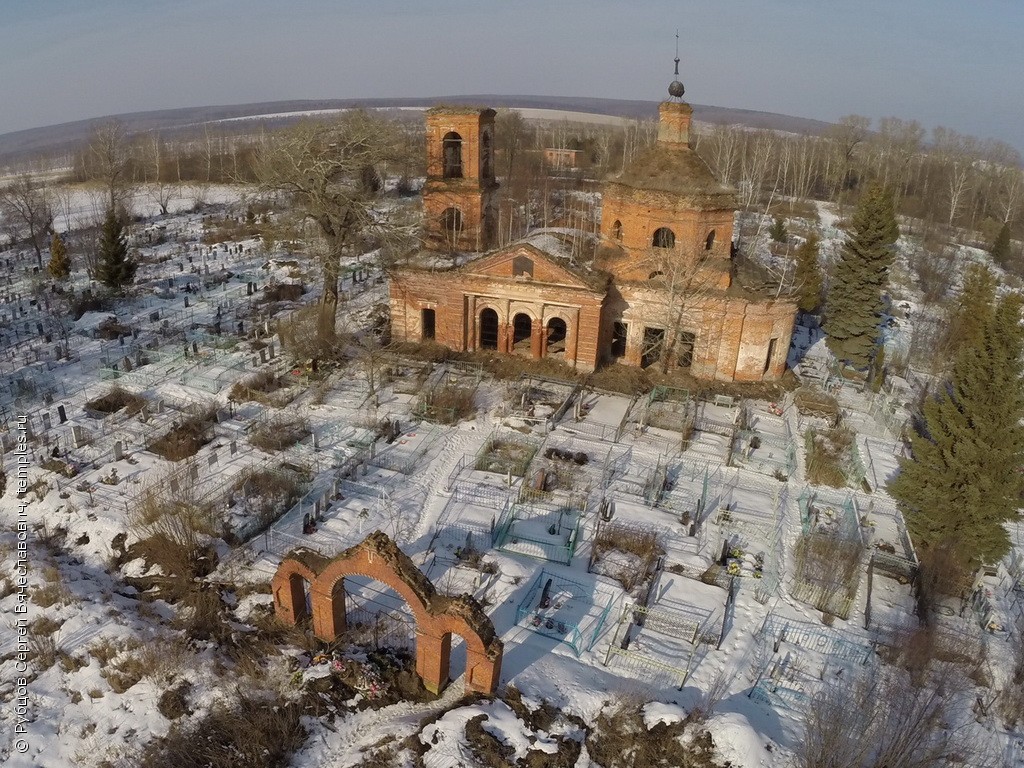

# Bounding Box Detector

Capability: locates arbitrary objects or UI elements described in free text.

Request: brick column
[531,321,543,359]
[466,295,476,351]
[311,582,346,641]
[566,309,580,365]
[465,646,502,694]
[272,573,309,624]
[624,323,643,367]
[416,631,452,695]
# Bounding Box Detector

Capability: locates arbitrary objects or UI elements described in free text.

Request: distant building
[389,75,797,382]
[543,148,582,169]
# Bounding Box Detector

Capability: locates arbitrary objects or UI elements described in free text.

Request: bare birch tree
[0,174,54,268]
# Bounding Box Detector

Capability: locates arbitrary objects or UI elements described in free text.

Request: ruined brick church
[389,71,797,382]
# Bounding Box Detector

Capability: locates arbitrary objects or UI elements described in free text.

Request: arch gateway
[271,531,503,695]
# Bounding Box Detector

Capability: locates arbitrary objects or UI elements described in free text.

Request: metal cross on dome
[669,29,686,99]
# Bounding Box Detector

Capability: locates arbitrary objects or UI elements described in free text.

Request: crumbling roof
[609,144,736,207]
[425,105,496,118]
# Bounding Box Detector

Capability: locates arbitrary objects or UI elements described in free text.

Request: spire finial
[668,30,685,99]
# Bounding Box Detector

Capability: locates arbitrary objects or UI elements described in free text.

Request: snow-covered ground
[0,190,1020,768]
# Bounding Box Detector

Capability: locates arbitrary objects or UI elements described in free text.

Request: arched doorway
[546,317,567,358]
[339,574,417,656]
[479,308,499,350]
[512,313,533,355]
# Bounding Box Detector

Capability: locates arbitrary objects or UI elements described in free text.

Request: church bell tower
[422,106,498,252]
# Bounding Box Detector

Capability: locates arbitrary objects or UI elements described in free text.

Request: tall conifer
[794,233,823,313]
[47,232,71,279]
[96,208,136,293]
[990,222,1012,271]
[889,273,1024,570]
[824,183,899,367]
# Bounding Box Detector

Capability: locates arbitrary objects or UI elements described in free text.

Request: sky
[2,0,1022,152]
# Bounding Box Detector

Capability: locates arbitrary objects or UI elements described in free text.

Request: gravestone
[57,405,67,423]
[71,425,87,448]
[41,413,51,431]
[113,441,123,461]
[229,440,237,456]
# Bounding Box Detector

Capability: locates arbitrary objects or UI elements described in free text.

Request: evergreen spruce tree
[47,232,71,280]
[824,183,899,368]
[990,222,1012,270]
[96,208,136,293]
[944,263,998,360]
[888,277,1024,571]
[769,215,788,243]
[793,233,823,313]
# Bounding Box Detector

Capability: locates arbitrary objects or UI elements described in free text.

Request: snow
[642,701,687,728]
[0,183,1019,768]
[707,712,772,767]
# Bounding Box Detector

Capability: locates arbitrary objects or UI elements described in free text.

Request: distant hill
[0,95,834,166]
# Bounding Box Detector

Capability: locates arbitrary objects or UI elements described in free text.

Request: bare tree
[144,133,174,215]
[86,121,134,213]
[251,112,405,341]
[631,232,724,373]
[0,174,54,268]
[801,663,997,768]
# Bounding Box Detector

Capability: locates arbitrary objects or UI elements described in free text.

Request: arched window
[612,220,623,241]
[705,230,716,251]
[652,227,675,249]
[440,207,463,248]
[442,132,463,179]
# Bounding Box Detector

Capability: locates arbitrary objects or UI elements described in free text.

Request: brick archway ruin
[271,531,503,695]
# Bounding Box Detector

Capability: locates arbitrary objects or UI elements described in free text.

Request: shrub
[86,387,147,416]
[148,405,217,461]
[141,692,307,768]
[805,426,854,487]
[592,523,664,592]
[249,415,311,452]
